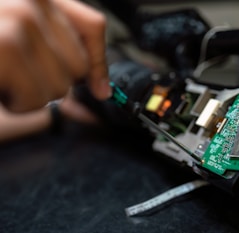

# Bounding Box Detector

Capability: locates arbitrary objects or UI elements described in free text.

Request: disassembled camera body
[107,21,239,194]
[109,60,239,194]
[148,74,239,194]
[76,8,239,195]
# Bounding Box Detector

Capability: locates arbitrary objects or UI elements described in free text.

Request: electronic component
[107,60,239,195]
[201,95,239,176]
[110,81,202,163]
[145,94,164,112]
[196,99,221,128]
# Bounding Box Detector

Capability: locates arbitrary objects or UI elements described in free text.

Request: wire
[125,179,209,217]
[138,113,202,163]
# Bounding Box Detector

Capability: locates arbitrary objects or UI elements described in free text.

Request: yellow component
[146,94,164,112]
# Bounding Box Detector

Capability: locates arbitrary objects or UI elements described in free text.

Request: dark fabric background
[1,122,239,233]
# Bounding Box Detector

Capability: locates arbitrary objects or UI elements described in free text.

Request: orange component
[157,99,172,117]
[153,85,170,97]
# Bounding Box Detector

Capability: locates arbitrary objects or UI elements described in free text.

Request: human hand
[0,0,111,112]
[0,92,99,142]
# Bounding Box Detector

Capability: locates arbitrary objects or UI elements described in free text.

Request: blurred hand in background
[0,0,111,112]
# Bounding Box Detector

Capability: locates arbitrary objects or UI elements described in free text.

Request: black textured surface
[1,122,239,233]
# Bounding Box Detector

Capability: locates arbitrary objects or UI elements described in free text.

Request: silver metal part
[139,113,202,163]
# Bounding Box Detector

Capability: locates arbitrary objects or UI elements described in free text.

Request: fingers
[34,0,89,77]
[0,0,111,113]
[0,17,45,111]
[53,0,112,100]
[59,91,99,123]
[0,0,91,112]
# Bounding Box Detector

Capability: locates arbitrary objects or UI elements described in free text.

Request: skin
[0,95,99,142]
[0,0,111,142]
[0,103,52,142]
[0,0,111,113]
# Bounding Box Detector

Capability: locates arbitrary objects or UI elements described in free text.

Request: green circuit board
[202,95,239,176]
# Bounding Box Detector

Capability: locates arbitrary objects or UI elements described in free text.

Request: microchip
[231,129,239,156]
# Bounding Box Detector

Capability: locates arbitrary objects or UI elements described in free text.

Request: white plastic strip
[125,179,209,217]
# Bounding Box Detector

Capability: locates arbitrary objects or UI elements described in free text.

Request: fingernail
[100,79,112,99]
